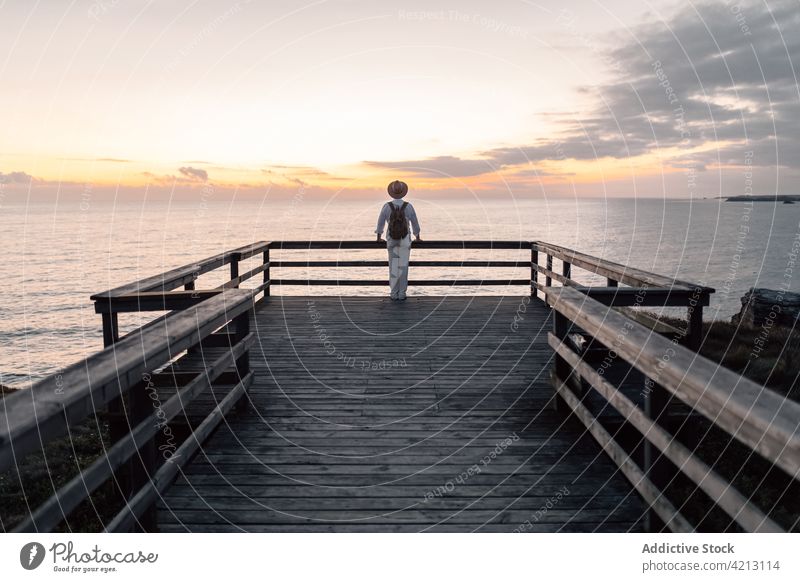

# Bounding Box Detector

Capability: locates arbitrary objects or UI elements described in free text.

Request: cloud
[490,0,800,170]
[511,168,575,177]
[368,1,799,183]
[363,155,499,177]
[59,157,133,163]
[262,164,335,177]
[0,171,35,184]
[178,166,209,181]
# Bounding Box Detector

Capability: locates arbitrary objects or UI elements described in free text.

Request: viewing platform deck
[2,241,798,533]
[158,295,643,532]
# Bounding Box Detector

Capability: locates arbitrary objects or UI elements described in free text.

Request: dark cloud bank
[367,0,800,189]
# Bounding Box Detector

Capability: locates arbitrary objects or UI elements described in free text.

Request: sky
[0,0,798,200]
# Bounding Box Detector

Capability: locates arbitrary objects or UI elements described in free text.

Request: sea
[1,197,798,388]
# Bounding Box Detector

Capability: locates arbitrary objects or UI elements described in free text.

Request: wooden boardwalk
[7,240,796,533]
[158,296,645,532]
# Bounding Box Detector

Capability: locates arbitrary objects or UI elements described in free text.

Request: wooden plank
[235,241,270,260]
[93,290,222,313]
[546,286,800,479]
[549,334,782,533]
[13,336,253,533]
[157,295,644,532]
[578,286,711,307]
[105,371,254,532]
[154,507,642,526]
[534,241,714,293]
[552,373,693,532]
[617,308,685,336]
[0,289,255,474]
[156,523,637,533]
[270,241,531,249]
[272,260,528,267]
[91,242,268,299]
[272,279,530,286]
[221,261,269,289]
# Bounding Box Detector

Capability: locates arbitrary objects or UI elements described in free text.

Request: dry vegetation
[642,314,800,531]
[0,407,115,532]
[698,319,800,401]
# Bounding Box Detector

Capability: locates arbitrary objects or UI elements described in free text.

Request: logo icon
[20,542,46,570]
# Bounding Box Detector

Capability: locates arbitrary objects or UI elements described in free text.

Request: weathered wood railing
[532,241,713,349]
[0,239,737,532]
[91,241,271,346]
[0,288,256,532]
[546,285,800,532]
[268,240,532,287]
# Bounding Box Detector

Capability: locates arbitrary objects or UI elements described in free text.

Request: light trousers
[387,235,412,298]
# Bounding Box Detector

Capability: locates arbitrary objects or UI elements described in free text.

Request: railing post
[643,378,670,532]
[263,247,270,296]
[545,254,553,289]
[101,312,119,347]
[230,252,240,288]
[686,300,703,351]
[234,308,251,412]
[101,309,143,530]
[531,246,538,298]
[101,313,123,446]
[562,260,571,284]
[129,375,157,532]
[550,308,571,413]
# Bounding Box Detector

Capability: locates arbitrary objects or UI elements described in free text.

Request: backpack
[387,201,409,240]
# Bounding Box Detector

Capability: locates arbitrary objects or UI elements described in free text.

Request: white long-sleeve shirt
[375,199,421,238]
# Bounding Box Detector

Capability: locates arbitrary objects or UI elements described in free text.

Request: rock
[0,383,18,399]
[732,287,800,328]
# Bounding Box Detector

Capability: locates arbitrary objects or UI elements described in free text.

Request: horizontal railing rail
[546,286,800,533]
[266,240,532,288]
[0,289,257,532]
[531,241,715,349]
[270,240,531,249]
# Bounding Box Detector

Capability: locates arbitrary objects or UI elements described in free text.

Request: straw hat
[387,180,408,199]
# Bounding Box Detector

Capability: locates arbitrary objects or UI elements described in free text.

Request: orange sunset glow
[1,1,797,200]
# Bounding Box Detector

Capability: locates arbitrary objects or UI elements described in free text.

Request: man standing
[375,180,422,300]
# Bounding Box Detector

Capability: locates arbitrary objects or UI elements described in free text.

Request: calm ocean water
[1,197,798,388]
